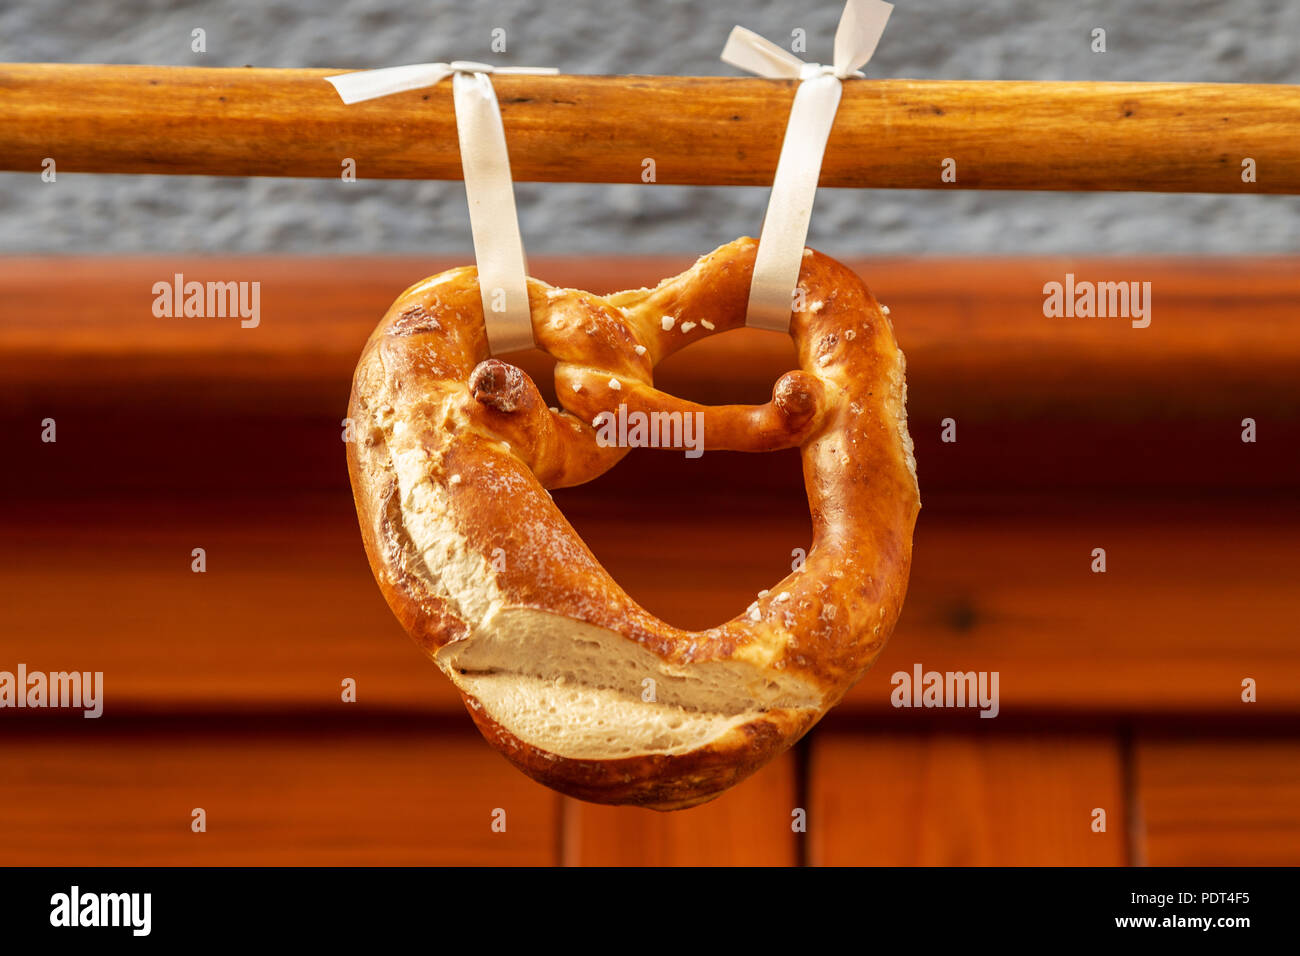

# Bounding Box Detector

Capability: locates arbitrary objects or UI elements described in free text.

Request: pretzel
[346,237,919,810]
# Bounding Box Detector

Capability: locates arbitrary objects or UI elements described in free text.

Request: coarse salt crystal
[701,320,715,330]
[608,378,621,390]
[449,474,462,485]
[680,321,696,333]
[661,316,675,331]
[633,344,647,356]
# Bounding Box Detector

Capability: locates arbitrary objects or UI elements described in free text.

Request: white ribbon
[722,0,893,331]
[327,61,559,354]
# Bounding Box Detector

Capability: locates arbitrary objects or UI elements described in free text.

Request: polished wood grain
[2,65,1298,191]
[807,733,1129,865]
[0,723,560,865]
[848,500,1300,715]
[3,256,1298,496]
[7,256,1300,406]
[4,496,1296,715]
[561,752,798,866]
[1135,739,1300,865]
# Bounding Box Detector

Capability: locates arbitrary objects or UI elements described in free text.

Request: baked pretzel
[347,237,919,810]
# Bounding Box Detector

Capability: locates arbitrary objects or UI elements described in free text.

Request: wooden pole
[2,63,1298,193]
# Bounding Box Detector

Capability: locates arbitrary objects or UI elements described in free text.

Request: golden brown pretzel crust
[346,237,920,809]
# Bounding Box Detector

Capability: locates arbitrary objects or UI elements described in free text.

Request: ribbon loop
[327,60,558,353]
[721,26,806,80]
[834,0,892,77]
[722,0,893,332]
[327,63,454,104]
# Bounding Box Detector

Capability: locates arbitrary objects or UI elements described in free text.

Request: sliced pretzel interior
[347,237,919,809]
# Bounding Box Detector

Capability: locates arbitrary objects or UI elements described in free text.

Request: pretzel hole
[652,326,798,406]
[551,445,811,631]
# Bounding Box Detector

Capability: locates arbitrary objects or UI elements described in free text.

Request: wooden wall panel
[807,733,1128,866]
[1135,739,1300,866]
[0,725,559,866]
[5,497,1295,716]
[3,256,1298,497]
[0,496,463,713]
[2,255,1297,866]
[843,502,1300,715]
[561,752,798,866]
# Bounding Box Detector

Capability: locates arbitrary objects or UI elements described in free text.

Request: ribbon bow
[720,0,889,84]
[325,60,558,105]
[326,60,559,354]
[721,0,893,331]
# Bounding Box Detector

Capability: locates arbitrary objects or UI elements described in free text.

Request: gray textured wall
[1,0,1297,255]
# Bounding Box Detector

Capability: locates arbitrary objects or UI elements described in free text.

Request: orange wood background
[1,254,1297,865]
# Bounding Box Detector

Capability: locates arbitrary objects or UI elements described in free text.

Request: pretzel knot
[347,237,920,809]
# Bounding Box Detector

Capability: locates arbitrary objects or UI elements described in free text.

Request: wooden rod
[2,63,1298,193]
